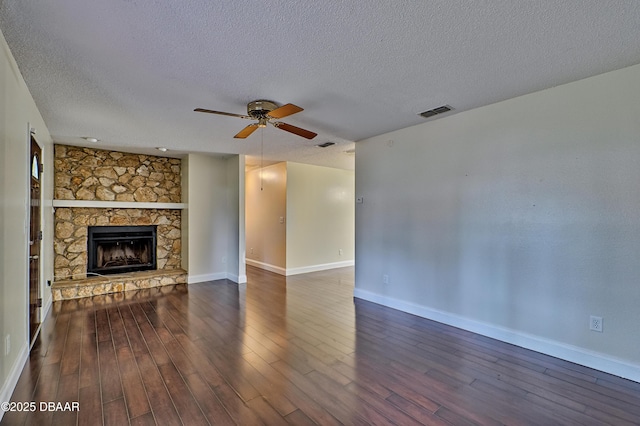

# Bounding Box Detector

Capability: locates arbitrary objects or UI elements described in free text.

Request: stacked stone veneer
[54,145,181,202]
[52,270,187,301]
[54,207,182,280]
[53,144,185,299]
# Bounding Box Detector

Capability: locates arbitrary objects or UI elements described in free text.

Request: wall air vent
[419,105,453,119]
[315,142,336,148]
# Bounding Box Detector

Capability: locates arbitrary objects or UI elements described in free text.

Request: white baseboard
[245,258,354,276]
[353,288,640,383]
[187,272,227,284]
[226,273,247,284]
[187,272,248,285]
[0,342,29,422]
[245,259,287,275]
[0,295,53,422]
[285,260,355,276]
[42,292,52,321]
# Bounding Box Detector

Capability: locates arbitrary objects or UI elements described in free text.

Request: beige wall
[245,162,287,272]
[1,29,54,407]
[286,162,354,272]
[245,161,355,275]
[355,63,640,381]
[226,155,246,283]
[183,153,244,283]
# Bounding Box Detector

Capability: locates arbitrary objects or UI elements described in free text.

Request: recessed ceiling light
[83,137,99,143]
[156,147,168,152]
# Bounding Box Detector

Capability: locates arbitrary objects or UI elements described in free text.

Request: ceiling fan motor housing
[247,100,278,119]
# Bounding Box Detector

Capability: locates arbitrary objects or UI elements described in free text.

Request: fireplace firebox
[87,226,157,275]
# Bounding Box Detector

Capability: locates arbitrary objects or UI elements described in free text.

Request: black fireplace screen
[87,225,157,275]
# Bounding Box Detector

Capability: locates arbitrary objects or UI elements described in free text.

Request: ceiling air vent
[316,142,336,148]
[419,105,453,119]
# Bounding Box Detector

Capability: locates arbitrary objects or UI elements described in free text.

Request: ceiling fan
[195,100,317,139]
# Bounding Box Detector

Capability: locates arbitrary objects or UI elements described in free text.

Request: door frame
[28,128,43,346]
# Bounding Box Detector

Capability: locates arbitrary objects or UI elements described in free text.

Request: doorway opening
[29,135,42,345]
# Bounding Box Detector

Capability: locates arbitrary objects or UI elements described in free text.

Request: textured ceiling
[2,1,640,170]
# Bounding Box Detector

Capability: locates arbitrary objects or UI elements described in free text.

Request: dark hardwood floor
[3,266,640,425]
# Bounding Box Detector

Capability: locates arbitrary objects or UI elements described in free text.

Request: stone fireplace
[52,145,187,300]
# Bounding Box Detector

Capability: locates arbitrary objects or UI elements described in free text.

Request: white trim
[353,288,640,383]
[188,272,247,284]
[245,259,287,275]
[0,298,51,422]
[187,272,227,284]
[226,273,247,284]
[41,292,52,328]
[52,200,186,209]
[246,259,355,276]
[285,260,355,276]
[0,342,29,422]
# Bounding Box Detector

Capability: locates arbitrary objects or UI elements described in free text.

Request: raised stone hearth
[52,269,187,301]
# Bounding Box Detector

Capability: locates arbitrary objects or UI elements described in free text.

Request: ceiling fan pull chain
[260,127,264,191]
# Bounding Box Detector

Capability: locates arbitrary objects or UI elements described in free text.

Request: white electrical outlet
[590,315,603,332]
[339,249,343,256]
[221,256,227,264]
[5,335,10,356]
[382,274,389,285]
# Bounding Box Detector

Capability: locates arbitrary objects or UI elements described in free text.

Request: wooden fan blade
[234,124,260,139]
[273,122,317,139]
[267,103,303,119]
[194,108,251,119]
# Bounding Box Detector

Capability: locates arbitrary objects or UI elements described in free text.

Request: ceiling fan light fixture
[195,100,317,139]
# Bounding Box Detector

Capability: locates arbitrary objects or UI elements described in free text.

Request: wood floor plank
[245,396,288,426]
[97,338,123,403]
[51,369,79,426]
[156,362,209,426]
[130,412,157,426]
[134,353,182,426]
[182,372,235,425]
[78,384,103,426]
[134,312,172,366]
[6,266,640,426]
[240,351,298,416]
[209,380,266,425]
[120,305,149,357]
[344,381,425,426]
[107,307,129,350]
[103,398,129,426]
[116,346,151,419]
[79,329,100,389]
[284,409,316,426]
